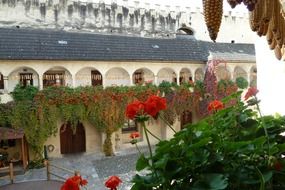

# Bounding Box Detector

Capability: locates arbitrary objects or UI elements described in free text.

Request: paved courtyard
[0,146,150,190]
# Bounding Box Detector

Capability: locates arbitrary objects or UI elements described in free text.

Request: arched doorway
[60,123,86,154]
[179,68,192,84]
[105,67,130,86]
[157,68,177,84]
[194,68,204,81]
[132,68,154,85]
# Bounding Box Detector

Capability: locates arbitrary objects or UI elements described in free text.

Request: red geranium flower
[130,132,140,139]
[207,100,224,112]
[244,87,259,100]
[125,100,145,120]
[61,175,88,190]
[144,95,167,117]
[80,179,88,186]
[146,95,167,111]
[105,175,122,190]
[144,101,159,117]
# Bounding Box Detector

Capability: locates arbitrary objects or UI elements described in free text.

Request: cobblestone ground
[0,146,150,190]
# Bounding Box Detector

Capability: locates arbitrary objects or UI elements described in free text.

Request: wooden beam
[21,137,27,169]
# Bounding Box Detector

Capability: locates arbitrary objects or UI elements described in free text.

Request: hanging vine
[0,70,239,159]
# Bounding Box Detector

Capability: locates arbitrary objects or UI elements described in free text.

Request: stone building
[0,0,256,158]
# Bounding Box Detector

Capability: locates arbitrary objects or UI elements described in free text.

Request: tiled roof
[206,42,256,62]
[0,27,255,62]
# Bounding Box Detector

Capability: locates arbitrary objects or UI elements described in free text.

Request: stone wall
[0,0,255,42]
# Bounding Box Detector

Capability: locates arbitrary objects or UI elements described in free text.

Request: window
[91,70,102,86]
[20,73,33,87]
[0,74,3,89]
[133,71,143,85]
[122,120,138,132]
[43,72,65,88]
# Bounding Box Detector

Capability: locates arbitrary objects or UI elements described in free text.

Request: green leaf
[207,173,228,189]
[136,154,149,171]
[153,154,169,170]
[192,173,228,190]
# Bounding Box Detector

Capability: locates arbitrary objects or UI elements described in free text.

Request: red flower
[146,95,167,111]
[244,87,259,100]
[207,100,224,112]
[144,101,159,117]
[61,175,88,190]
[105,176,122,190]
[130,132,140,139]
[80,179,88,186]
[144,95,167,117]
[125,100,145,119]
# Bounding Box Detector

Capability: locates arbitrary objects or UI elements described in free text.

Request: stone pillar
[3,76,9,93]
[72,74,76,88]
[102,74,107,88]
[129,74,133,86]
[176,72,180,85]
[39,75,43,90]
[154,75,158,85]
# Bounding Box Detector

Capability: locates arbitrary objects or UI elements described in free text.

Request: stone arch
[7,66,40,92]
[132,68,155,85]
[105,67,130,86]
[179,68,193,84]
[216,65,231,81]
[233,66,247,82]
[194,68,204,81]
[43,66,72,88]
[75,67,103,87]
[60,122,86,154]
[157,68,177,84]
[250,66,257,87]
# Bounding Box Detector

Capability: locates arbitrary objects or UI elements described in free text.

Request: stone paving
[0,146,150,190]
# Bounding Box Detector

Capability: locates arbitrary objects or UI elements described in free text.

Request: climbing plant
[0,66,239,159]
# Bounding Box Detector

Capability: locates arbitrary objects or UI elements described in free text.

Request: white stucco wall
[255,37,285,115]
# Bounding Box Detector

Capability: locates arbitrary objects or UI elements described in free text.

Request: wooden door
[60,123,86,154]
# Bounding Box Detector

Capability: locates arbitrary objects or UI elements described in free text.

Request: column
[72,74,76,88]
[129,75,133,86]
[154,75,158,85]
[176,72,180,85]
[39,75,43,90]
[3,76,9,93]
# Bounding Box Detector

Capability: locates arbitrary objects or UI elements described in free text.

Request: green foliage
[28,159,45,169]
[11,84,38,102]
[2,79,238,159]
[0,102,14,127]
[131,91,285,190]
[236,77,249,89]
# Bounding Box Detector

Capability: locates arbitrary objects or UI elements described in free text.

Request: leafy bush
[131,90,285,190]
